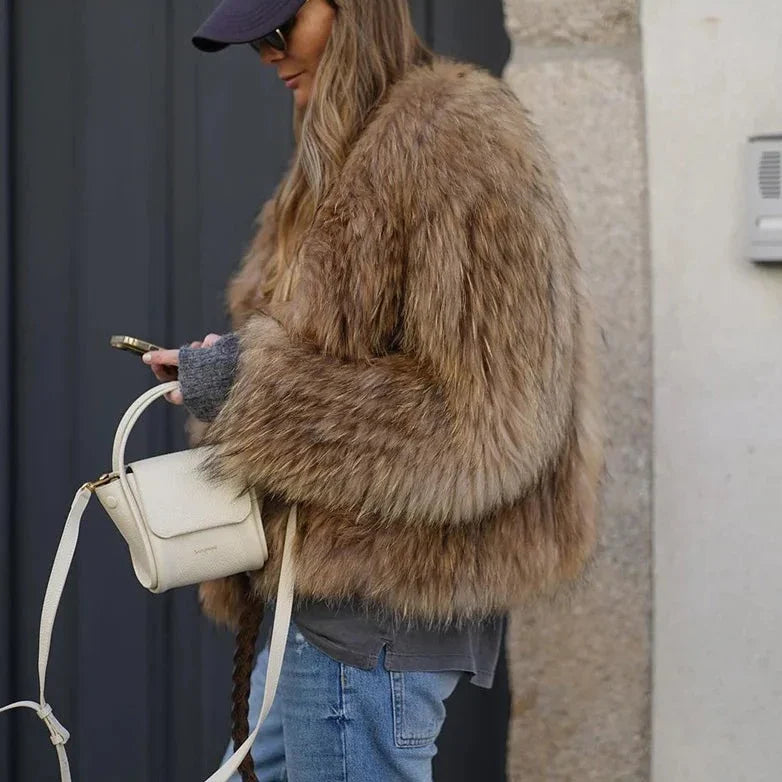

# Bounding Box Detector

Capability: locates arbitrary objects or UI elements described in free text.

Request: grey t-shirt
[289,598,504,688]
[177,333,505,688]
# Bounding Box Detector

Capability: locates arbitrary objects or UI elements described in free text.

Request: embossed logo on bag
[194,546,218,555]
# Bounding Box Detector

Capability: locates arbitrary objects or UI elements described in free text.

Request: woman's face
[256,0,336,109]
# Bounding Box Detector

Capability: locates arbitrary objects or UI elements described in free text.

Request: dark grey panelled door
[1,0,11,779]
[1,2,510,780]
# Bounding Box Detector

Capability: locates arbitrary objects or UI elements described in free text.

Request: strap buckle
[37,701,70,746]
[81,472,118,493]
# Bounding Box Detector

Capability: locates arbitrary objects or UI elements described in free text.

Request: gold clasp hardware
[81,472,118,493]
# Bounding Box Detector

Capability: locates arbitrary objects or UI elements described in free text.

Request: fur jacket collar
[189,55,605,631]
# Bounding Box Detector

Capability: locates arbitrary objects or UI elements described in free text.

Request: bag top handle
[111,380,181,474]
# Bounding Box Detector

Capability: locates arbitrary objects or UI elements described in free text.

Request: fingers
[142,348,180,384]
[164,388,184,405]
[143,347,180,367]
[140,338,220,408]
[152,365,178,382]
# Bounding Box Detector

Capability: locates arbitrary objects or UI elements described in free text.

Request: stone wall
[501,1,652,779]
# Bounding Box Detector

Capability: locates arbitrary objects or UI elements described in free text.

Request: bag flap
[127,448,254,539]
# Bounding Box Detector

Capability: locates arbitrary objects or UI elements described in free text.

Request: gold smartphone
[110,335,165,355]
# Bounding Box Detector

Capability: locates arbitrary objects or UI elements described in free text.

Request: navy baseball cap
[193,0,307,52]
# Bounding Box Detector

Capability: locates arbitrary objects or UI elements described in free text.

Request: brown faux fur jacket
[188,55,605,632]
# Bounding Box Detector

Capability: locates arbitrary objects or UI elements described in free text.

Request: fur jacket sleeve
[194,60,583,531]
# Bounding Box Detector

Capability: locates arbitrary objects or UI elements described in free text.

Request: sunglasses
[249,0,311,54]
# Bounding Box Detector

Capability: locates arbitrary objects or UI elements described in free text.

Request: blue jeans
[218,620,462,781]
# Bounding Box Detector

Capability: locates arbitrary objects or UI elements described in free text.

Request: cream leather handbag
[0,380,297,782]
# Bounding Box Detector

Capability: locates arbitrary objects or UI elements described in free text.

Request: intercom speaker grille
[759,150,781,199]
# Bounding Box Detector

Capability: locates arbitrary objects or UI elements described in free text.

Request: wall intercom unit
[747,134,782,262]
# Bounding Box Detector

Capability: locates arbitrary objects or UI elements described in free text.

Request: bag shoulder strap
[205,502,297,782]
[0,486,90,781]
[0,484,297,782]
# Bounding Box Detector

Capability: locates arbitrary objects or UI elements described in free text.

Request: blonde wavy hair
[264,0,434,302]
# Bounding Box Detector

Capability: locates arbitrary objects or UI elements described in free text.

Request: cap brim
[192,0,307,53]
[192,37,231,53]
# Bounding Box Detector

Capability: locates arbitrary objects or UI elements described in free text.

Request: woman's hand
[142,332,222,404]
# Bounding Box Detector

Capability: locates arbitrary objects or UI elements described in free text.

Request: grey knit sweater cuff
[177,332,240,423]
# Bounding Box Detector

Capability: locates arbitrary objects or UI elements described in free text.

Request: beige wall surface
[502,1,652,779]
[643,2,782,781]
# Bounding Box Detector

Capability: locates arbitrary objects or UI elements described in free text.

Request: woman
[144,0,605,779]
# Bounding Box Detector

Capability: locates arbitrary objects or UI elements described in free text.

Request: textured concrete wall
[501,1,651,779]
[644,3,782,781]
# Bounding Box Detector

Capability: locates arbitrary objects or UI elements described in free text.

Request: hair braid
[230,573,265,782]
